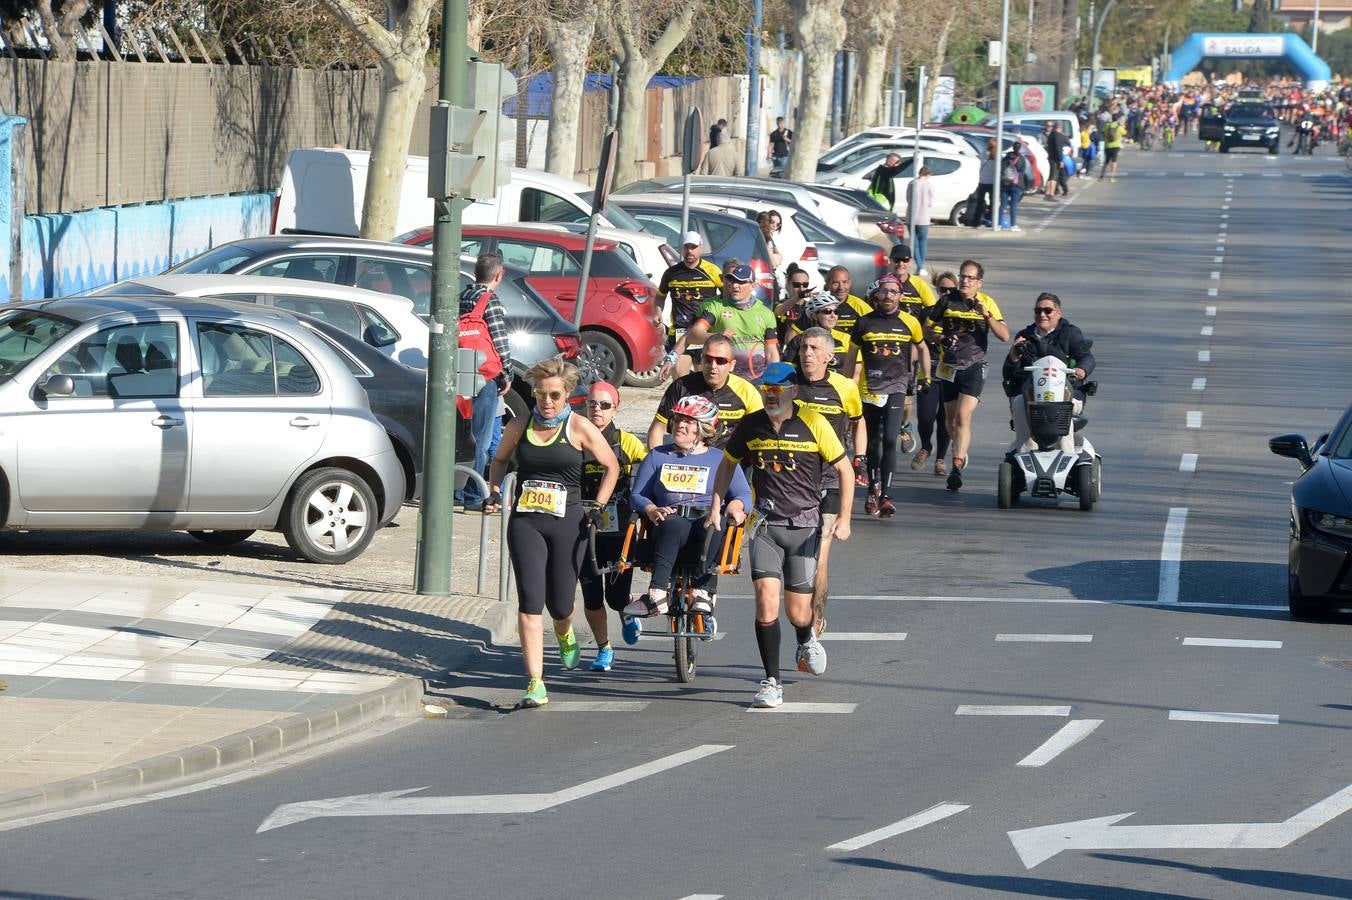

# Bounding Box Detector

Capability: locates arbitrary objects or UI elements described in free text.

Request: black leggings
[508,506,585,619]
[579,532,635,612]
[916,373,950,459]
[650,515,721,594]
[864,392,906,498]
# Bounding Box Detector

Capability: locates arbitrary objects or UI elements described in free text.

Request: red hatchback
[397,225,664,387]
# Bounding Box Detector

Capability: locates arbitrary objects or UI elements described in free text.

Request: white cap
[680,230,702,248]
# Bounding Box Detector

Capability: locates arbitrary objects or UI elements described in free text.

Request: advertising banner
[1203,35,1284,57]
[1008,83,1057,112]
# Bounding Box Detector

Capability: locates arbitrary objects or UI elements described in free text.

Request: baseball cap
[755,362,798,386]
[888,243,913,262]
[680,231,702,248]
[726,264,754,283]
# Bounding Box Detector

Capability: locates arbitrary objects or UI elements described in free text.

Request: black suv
[1218,104,1281,154]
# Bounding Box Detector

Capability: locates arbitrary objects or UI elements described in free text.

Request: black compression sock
[794,624,814,644]
[755,619,781,681]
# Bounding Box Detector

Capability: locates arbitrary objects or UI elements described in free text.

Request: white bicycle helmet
[802,291,840,319]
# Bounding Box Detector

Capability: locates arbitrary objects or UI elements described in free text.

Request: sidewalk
[0,563,516,821]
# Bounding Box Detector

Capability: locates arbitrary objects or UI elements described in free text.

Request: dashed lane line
[1182,637,1282,649]
[815,595,1282,611]
[818,632,908,641]
[1206,306,1216,316]
[826,802,970,852]
[1207,288,1218,296]
[1210,271,1221,278]
[746,703,857,714]
[1198,350,1211,361]
[1192,377,1206,390]
[1169,710,1280,725]
[1158,508,1188,604]
[1180,454,1198,473]
[995,634,1093,643]
[548,702,650,712]
[1187,411,1203,428]
[956,705,1072,717]
[1201,326,1213,336]
[1016,720,1104,768]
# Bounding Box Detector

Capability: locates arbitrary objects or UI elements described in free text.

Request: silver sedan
[0,296,403,563]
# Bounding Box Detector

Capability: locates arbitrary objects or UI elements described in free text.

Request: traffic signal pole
[414,0,469,595]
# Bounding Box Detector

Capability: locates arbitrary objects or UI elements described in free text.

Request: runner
[648,333,763,449]
[713,362,854,708]
[886,244,938,457]
[661,263,778,381]
[656,231,724,378]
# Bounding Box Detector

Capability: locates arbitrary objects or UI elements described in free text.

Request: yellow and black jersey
[899,274,937,321]
[926,291,1004,370]
[583,425,647,509]
[830,293,874,331]
[654,371,763,449]
[850,309,926,395]
[657,259,723,331]
[782,322,862,378]
[723,408,846,526]
[793,370,862,490]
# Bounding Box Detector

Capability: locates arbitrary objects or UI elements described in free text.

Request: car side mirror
[38,373,75,397]
[1269,433,1312,470]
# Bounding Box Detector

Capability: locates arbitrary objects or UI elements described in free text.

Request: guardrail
[499,472,516,604]
[454,464,493,596]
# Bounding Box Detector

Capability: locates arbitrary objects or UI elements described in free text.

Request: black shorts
[819,488,840,516]
[1104,147,1120,163]
[940,363,986,402]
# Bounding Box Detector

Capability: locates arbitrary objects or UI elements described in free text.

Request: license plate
[1242,135,1260,141]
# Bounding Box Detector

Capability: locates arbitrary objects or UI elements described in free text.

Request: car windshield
[167,244,259,274]
[0,309,78,385]
[1331,419,1352,459]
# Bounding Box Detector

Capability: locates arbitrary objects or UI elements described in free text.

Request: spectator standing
[998,146,1025,233]
[709,117,728,148]
[456,253,514,510]
[698,128,743,176]
[768,117,793,173]
[905,165,934,275]
[976,140,998,227]
[866,153,906,212]
[1041,122,1071,200]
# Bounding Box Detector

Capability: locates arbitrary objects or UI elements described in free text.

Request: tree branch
[316,0,401,60]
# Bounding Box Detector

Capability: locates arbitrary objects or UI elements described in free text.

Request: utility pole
[746,0,763,176]
[1312,0,1322,54]
[994,0,1009,232]
[891,47,903,126]
[1089,0,1117,108]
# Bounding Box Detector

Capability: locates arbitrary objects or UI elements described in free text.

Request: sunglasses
[959,274,981,282]
[818,308,840,316]
[892,258,912,264]
[703,354,732,366]
[586,400,615,410]
[760,383,793,394]
[1034,307,1057,315]
[533,389,566,401]
[791,282,811,290]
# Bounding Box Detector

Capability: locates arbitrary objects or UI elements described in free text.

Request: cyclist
[626,396,752,620]
[887,243,938,457]
[648,333,763,449]
[578,381,649,668]
[713,362,855,708]
[925,260,1009,491]
[793,326,865,636]
[484,360,619,709]
[656,231,724,378]
[849,275,930,517]
[661,263,779,381]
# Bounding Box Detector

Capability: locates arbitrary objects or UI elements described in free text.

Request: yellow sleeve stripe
[727,374,764,411]
[802,409,846,461]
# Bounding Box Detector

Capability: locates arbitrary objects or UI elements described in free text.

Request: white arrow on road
[1009,781,1352,868]
[257,744,733,833]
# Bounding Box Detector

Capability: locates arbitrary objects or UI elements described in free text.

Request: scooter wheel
[998,462,1016,509]
[1076,465,1094,511]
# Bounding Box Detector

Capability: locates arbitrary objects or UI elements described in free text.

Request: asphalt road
[4,136,1352,900]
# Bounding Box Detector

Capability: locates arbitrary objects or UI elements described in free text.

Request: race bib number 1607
[659,464,709,495]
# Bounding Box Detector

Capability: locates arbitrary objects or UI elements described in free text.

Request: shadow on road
[833,858,1201,898]
[1091,854,1352,899]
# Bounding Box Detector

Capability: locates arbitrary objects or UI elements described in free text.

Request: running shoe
[521,677,548,708]
[946,458,965,492]
[934,458,947,477]
[689,589,714,614]
[752,677,783,708]
[878,496,896,518]
[795,636,828,675]
[899,422,916,453]
[621,614,642,645]
[910,448,928,471]
[557,627,580,670]
[864,492,880,517]
[590,643,614,672]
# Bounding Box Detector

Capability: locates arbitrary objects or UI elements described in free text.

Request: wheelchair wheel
[674,616,697,683]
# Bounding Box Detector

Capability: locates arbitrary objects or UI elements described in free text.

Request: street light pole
[746,0,763,176]
[993,0,1010,232]
[1312,0,1322,54]
[1090,0,1117,107]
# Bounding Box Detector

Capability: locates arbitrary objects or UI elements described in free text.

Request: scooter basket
[1028,401,1074,440]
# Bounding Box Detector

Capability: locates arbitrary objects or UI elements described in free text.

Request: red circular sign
[1023,87,1046,111]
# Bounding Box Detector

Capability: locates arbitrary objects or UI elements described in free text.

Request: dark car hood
[1295,458,1352,513]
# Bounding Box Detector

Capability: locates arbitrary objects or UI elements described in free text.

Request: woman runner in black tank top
[484,360,618,709]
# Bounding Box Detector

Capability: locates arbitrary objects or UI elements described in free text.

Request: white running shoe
[795,636,828,675]
[752,677,783,708]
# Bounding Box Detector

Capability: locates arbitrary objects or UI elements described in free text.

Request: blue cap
[755,362,798,386]
[726,264,754,284]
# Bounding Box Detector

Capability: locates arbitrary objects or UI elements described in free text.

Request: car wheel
[282,467,379,564]
[1287,571,1324,619]
[625,364,665,388]
[947,203,965,226]
[1268,144,1279,155]
[188,530,255,546]
[1218,144,1229,153]
[577,331,628,385]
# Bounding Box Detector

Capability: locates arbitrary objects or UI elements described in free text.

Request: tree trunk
[925,11,957,120]
[786,0,846,182]
[360,55,426,240]
[541,3,600,178]
[613,56,655,186]
[853,44,889,132]
[36,0,92,61]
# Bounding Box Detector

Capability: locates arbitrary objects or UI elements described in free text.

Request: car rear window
[167,245,259,275]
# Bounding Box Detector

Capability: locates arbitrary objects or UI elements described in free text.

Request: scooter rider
[1003,292,1095,455]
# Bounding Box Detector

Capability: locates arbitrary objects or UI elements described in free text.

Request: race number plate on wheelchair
[659,463,709,494]
[517,479,567,516]
[597,501,621,533]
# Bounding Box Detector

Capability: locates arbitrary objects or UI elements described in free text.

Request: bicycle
[617,514,747,682]
[1139,126,1155,151]
[1161,125,1175,151]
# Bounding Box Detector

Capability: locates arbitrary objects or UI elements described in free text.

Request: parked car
[1270,404,1352,617]
[815,136,976,176]
[0,297,404,563]
[821,127,977,164]
[815,148,979,226]
[940,126,1049,187]
[91,274,431,369]
[395,224,664,387]
[165,236,583,391]
[981,111,1082,148]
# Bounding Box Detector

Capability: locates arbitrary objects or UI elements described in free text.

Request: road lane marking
[1219,223,1228,229]
[1205,306,1216,316]
[1210,271,1220,279]
[1218,234,1227,241]
[819,632,908,641]
[1207,288,1218,296]
[1201,326,1213,336]
[827,802,969,852]
[1220,214,1229,219]
[808,595,1284,611]
[1180,454,1198,473]
[678,895,724,899]
[1198,350,1211,361]
[956,705,1071,716]
[548,702,650,711]
[1261,172,1282,177]
[1158,508,1188,604]
[1192,377,1206,390]
[1213,256,1223,263]
[746,702,857,714]
[1169,710,1279,725]
[995,634,1093,642]
[1187,411,1202,428]
[1182,637,1282,649]
[1017,720,1104,767]
[1183,172,1205,176]
[1222,204,1230,209]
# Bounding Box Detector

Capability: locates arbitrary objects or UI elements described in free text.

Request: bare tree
[600,0,697,187]
[540,0,600,177]
[1,0,94,59]
[785,0,845,182]
[845,0,892,132]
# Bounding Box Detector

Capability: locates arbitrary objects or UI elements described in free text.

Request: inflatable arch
[1164,33,1331,90]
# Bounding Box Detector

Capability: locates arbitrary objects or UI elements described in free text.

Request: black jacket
[1002,320,1095,391]
[867,160,905,206]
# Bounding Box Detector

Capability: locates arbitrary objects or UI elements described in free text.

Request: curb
[0,678,423,824]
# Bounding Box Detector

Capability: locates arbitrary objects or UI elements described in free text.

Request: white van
[272,148,671,279]
[982,111,1081,148]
